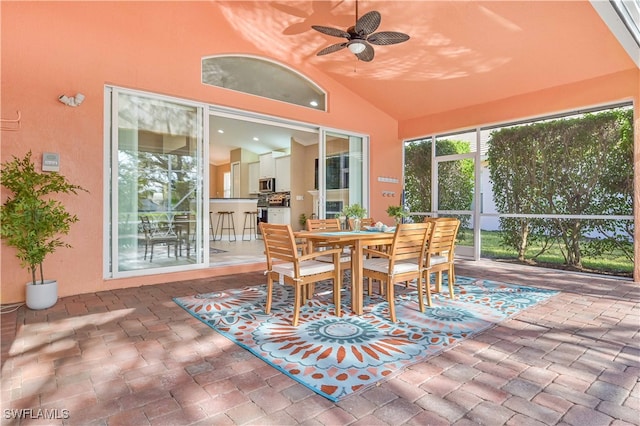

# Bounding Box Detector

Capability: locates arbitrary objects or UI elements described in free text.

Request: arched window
[202,55,326,111]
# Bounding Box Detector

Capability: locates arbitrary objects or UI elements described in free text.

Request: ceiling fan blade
[354,11,381,37]
[271,2,309,19]
[311,25,350,39]
[317,43,348,56]
[283,22,314,35]
[355,42,375,62]
[367,31,410,46]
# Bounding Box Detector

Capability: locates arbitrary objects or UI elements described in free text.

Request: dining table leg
[351,239,364,315]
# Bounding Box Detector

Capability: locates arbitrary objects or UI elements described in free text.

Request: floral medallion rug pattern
[174,275,558,402]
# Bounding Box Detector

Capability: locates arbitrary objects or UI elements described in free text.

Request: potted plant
[386,204,408,224]
[341,203,367,231]
[0,151,87,309]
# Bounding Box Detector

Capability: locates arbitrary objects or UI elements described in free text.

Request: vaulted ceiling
[215,1,637,122]
[206,1,637,164]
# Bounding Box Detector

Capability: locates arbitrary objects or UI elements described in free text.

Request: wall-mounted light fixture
[58,93,85,107]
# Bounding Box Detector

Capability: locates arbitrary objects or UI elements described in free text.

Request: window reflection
[202,55,326,110]
[113,92,203,273]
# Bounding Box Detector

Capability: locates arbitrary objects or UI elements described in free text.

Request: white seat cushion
[272,260,335,278]
[428,255,448,266]
[363,258,420,275]
[316,252,351,264]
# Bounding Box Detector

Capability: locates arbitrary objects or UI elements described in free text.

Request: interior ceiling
[209,0,636,165]
[209,115,318,165]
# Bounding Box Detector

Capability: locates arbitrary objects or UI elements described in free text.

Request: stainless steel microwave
[259,177,275,193]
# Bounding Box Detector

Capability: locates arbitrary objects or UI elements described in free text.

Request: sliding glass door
[319,130,367,220]
[105,88,369,275]
[106,88,207,277]
[433,132,477,258]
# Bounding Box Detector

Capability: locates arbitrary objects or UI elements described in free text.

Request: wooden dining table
[295,229,395,315]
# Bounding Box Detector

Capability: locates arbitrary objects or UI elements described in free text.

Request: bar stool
[214,211,236,242]
[209,212,215,240]
[242,211,258,241]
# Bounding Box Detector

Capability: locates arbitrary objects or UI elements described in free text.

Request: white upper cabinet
[275,155,291,192]
[259,153,275,178]
[248,162,259,194]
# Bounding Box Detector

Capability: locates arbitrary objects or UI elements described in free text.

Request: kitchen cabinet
[268,207,290,225]
[275,155,291,192]
[259,153,275,178]
[248,162,259,194]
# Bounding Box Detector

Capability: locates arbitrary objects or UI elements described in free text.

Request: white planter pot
[25,280,58,310]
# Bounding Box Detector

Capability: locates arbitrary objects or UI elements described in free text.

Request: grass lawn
[477,230,633,277]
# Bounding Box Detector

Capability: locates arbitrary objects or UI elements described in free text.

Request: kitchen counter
[267,206,291,225]
[210,198,259,201]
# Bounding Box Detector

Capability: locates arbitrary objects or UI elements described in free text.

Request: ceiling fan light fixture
[312,5,409,62]
[348,40,367,54]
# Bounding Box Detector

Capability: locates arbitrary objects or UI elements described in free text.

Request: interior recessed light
[310,100,318,107]
[253,137,259,141]
[218,129,224,133]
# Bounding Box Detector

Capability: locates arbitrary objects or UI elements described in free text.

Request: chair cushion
[363,258,420,275]
[273,260,335,278]
[428,255,448,266]
[316,253,351,264]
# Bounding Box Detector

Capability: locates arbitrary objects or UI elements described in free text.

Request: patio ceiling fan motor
[311,0,410,62]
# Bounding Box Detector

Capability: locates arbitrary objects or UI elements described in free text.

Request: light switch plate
[42,152,60,172]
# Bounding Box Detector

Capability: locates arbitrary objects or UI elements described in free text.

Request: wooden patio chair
[361,222,433,322]
[260,222,342,326]
[423,217,461,299]
[348,217,375,230]
[306,217,342,232]
[305,218,352,272]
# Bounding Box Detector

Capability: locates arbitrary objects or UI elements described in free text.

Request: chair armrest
[363,248,389,259]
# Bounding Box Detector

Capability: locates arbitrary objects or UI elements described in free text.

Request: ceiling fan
[311,0,410,62]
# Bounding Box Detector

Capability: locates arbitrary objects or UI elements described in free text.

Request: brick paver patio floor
[1,259,638,425]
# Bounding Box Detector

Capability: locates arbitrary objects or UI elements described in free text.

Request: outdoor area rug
[173,275,558,402]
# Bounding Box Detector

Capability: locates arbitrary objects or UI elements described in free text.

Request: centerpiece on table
[341,203,367,232]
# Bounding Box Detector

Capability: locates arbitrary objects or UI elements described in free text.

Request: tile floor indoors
[208,238,266,267]
[1,259,639,425]
[118,232,266,271]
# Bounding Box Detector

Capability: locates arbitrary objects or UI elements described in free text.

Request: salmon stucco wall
[2,1,637,303]
[0,1,399,303]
